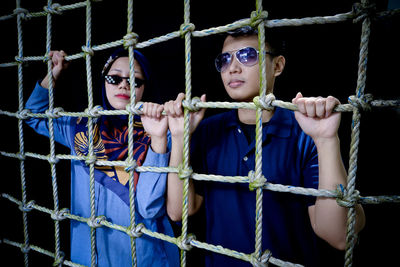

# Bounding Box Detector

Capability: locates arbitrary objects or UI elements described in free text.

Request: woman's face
[105,57,145,110]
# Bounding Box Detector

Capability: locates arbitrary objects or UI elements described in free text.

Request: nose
[118,78,130,90]
[227,56,242,74]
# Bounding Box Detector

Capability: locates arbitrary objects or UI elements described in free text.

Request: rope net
[1,0,399,266]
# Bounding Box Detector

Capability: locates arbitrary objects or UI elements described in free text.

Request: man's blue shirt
[191,108,320,267]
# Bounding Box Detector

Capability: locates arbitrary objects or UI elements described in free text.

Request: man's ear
[273,55,286,77]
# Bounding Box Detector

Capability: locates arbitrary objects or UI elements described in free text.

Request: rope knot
[260,250,272,265]
[352,2,376,23]
[86,105,103,117]
[81,46,94,57]
[123,32,139,48]
[51,208,69,221]
[85,155,97,165]
[129,223,144,238]
[178,165,193,180]
[47,154,59,164]
[44,3,62,15]
[17,109,30,119]
[180,23,195,37]
[16,153,26,161]
[124,160,137,172]
[15,56,24,64]
[21,244,30,254]
[13,8,29,20]
[126,102,143,115]
[250,250,272,267]
[177,234,195,251]
[253,94,275,111]
[248,170,267,191]
[348,94,373,111]
[19,200,35,212]
[183,97,201,112]
[335,184,360,208]
[53,251,65,266]
[250,10,269,27]
[87,215,106,228]
[45,107,64,118]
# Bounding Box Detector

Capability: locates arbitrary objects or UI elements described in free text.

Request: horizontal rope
[2,239,86,267]
[2,7,399,67]
[1,96,398,122]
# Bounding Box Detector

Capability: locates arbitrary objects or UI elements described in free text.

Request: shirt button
[238,128,242,133]
[243,156,248,161]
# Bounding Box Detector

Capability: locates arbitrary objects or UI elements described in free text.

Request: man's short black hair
[226,26,286,56]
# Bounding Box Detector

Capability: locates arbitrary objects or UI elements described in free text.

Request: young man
[164,27,365,266]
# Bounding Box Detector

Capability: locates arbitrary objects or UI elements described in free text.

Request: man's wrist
[313,135,340,151]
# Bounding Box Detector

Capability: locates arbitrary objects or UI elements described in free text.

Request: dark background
[1,0,399,266]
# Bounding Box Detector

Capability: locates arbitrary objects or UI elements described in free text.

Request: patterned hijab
[74,47,151,189]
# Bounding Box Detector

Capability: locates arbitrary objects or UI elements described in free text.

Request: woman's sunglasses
[105,75,145,88]
[215,46,275,73]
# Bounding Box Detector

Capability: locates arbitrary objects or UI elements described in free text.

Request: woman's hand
[141,102,168,154]
[41,50,69,89]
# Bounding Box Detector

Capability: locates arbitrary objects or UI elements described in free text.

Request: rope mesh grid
[1,0,399,266]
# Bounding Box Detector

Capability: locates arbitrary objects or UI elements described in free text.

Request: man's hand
[292,92,341,143]
[163,93,206,139]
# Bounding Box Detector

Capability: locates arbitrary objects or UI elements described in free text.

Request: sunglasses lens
[105,75,130,85]
[215,53,232,72]
[236,47,258,66]
[135,78,145,88]
[105,75,123,85]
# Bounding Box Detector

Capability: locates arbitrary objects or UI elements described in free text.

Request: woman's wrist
[150,135,167,154]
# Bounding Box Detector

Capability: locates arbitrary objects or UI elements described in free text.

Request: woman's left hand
[141,102,168,153]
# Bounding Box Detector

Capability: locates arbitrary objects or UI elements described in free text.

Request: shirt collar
[226,107,293,138]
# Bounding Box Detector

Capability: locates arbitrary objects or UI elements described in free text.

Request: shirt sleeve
[300,132,319,206]
[190,121,206,197]
[135,135,171,219]
[24,81,76,148]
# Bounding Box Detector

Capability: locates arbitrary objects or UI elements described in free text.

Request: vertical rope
[253,0,267,260]
[126,0,138,266]
[181,0,192,266]
[345,1,371,266]
[82,1,97,266]
[44,1,63,266]
[15,0,30,265]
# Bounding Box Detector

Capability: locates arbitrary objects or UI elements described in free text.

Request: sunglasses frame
[104,75,145,88]
[215,46,275,72]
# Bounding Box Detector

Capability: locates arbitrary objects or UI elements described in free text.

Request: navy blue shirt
[191,108,320,267]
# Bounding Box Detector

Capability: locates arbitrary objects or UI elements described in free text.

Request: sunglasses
[215,46,275,72]
[105,75,146,88]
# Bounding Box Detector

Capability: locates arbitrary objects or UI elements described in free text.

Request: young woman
[25,47,178,267]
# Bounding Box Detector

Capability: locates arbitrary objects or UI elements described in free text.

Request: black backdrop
[1,0,399,266]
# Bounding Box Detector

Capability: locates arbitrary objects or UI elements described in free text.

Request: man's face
[220,35,276,102]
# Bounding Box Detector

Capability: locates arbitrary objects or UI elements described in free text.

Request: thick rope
[126,0,140,265]
[15,0,30,265]
[179,1,193,266]
[344,1,373,266]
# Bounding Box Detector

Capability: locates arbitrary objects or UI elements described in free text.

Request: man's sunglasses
[105,75,146,88]
[215,46,275,73]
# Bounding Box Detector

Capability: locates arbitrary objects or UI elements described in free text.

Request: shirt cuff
[142,146,170,167]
